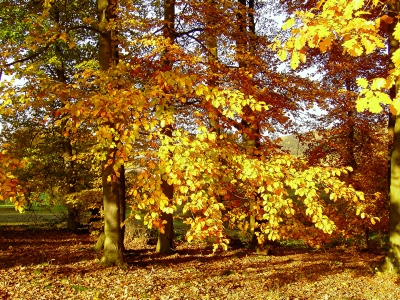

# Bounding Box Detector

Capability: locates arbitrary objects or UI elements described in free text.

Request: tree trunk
[64,137,79,232]
[118,164,126,252]
[67,204,79,232]
[344,80,358,174]
[382,0,400,273]
[100,154,124,266]
[383,115,400,273]
[235,0,262,247]
[156,178,174,253]
[156,0,176,254]
[96,0,125,266]
[156,124,175,254]
[52,9,80,232]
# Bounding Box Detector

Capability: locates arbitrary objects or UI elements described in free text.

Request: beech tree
[1,0,374,265]
[278,0,400,272]
[279,0,389,244]
[0,150,25,210]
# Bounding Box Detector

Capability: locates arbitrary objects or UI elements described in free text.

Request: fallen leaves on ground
[0,229,399,299]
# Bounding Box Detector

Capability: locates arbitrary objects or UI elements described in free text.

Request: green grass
[71,285,89,292]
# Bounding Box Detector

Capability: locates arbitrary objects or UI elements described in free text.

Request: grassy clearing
[0,204,66,227]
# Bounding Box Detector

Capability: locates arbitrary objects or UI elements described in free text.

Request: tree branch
[5,42,53,67]
[2,24,101,69]
[175,28,203,37]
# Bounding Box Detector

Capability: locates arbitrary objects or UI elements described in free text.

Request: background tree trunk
[382,0,400,273]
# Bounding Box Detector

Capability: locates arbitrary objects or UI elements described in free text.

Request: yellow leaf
[393,22,400,42]
[392,48,400,68]
[357,78,369,89]
[277,49,287,61]
[282,18,295,31]
[329,193,337,201]
[180,186,189,194]
[370,78,387,90]
[290,51,300,70]
[187,235,193,243]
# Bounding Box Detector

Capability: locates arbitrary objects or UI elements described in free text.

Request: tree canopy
[0,0,392,267]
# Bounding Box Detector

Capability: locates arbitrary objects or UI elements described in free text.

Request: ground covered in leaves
[1,228,400,300]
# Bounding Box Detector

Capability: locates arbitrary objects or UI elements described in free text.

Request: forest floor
[1,226,400,300]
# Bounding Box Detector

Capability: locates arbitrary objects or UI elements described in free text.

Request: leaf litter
[0,229,400,299]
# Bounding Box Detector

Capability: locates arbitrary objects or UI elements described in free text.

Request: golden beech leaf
[319,38,332,52]
[357,78,369,88]
[277,49,287,61]
[381,15,394,24]
[290,51,300,69]
[370,78,387,90]
[59,32,68,42]
[282,18,296,31]
[392,48,400,68]
[393,22,400,42]
[390,104,398,115]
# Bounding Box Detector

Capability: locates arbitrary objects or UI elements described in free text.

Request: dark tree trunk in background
[382,0,400,274]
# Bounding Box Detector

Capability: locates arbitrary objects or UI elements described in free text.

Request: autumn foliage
[0,0,395,267]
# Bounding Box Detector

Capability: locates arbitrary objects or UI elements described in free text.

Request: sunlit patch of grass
[71,284,89,292]
[279,238,308,248]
